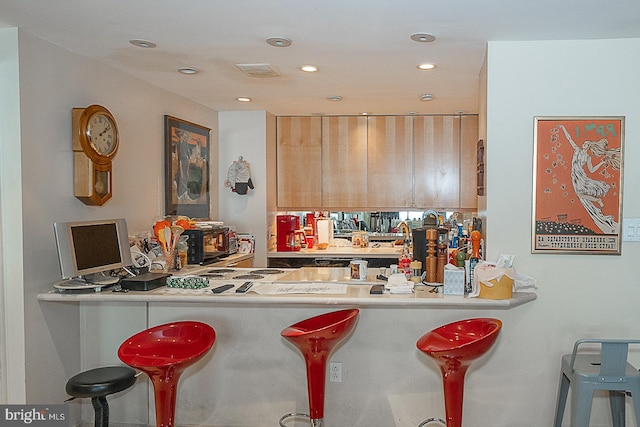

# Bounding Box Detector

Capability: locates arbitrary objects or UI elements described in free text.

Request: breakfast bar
[38,267,535,427]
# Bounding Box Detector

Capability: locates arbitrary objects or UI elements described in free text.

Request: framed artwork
[164,115,211,218]
[532,116,624,255]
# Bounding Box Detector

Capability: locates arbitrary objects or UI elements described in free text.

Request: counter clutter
[39,266,536,309]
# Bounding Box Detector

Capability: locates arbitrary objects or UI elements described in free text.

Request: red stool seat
[118,321,215,427]
[280,309,359,427]
[417,318,502,427]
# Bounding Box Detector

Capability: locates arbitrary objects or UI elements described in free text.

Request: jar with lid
[177,235,189,268]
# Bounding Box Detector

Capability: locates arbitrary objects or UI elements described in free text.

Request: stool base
[418,417,446,427]
[279,412,322,427]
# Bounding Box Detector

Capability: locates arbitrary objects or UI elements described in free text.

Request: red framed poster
[532,117,624,254]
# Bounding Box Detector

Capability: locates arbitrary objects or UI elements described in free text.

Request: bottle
[399,244,412,279]
[468,230,482,293]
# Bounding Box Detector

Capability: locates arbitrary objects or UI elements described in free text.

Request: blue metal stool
[554,339,640,427]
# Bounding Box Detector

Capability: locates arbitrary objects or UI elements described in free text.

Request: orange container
[478,276,513,300]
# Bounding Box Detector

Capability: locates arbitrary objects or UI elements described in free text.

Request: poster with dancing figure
[533,117,624,254]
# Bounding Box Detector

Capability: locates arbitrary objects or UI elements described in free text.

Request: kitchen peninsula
[38,266,535,426]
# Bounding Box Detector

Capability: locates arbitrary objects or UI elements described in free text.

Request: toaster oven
[183,227,229,265]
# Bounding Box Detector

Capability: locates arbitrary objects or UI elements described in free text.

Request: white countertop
[38,267,536,309]
[268,245,402,258]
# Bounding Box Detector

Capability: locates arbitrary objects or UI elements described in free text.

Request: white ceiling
[2,0,640,116]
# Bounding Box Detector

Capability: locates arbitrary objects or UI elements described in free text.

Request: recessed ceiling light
[417,63,437,70]
[177,66,199,75]
[407,111,418,115]
[361,112,370,116]
[411,33,436,43]
[299,65,319,73]
[420,94,435,101]
[266,37,292,47]
[236,97,252,102]
[327,96,343,101]
[129,39,157,48]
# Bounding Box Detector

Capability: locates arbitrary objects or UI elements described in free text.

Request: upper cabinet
[414,115,460,208]
[276,115,478,211]
[367,116,413,208]
[459,115,479,209]
[276,117,322,208]
[321,116,368,208]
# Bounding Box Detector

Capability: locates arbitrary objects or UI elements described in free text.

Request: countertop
[268,245,402,258]
[38,267,536,309]
[207,252,253,266]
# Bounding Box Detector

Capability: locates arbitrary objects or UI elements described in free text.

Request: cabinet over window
[276,115,478,211]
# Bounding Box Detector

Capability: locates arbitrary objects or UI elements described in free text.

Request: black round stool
[65,366,137,427]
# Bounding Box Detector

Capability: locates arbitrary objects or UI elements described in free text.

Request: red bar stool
[279,308,359,427]
[117,321,216,427]
[416,318,502,427]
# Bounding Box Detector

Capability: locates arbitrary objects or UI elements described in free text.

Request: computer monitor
[53,218,133,280]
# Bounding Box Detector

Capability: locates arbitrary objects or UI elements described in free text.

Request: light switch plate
[622,218,640,242]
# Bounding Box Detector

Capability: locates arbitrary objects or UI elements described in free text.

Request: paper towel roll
[316,219,333,245]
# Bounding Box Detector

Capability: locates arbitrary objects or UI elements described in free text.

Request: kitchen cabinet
[276,117,322,208]
[321,116,368,208]
[414,115,460,208]
[414,115,478,209]
[367,116,413,208]
[459,115,479,209]
[276,115,478,210]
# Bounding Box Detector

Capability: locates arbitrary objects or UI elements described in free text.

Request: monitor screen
[54,218,133,279]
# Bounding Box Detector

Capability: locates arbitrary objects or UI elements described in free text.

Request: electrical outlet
[329,361,342,383]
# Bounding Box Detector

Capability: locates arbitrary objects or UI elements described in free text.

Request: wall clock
[71,105,119,205]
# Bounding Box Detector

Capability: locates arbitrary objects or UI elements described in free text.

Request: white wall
[0,27,26,403]
[8,29,218,406]
[485,38,640,425]
[218,111,276,267]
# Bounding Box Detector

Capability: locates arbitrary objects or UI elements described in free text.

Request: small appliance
[183,227,229,265]
[277,215,300,252]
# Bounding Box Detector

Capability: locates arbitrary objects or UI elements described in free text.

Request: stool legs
[610,391,625,427]
[438,359,468,427]
[145,366,183,427]
[90,396,109,427]
[553,373,570,427]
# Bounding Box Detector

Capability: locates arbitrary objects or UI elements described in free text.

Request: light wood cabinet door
[367,116,414,208]
[413,115,461,208]
[459,115,479,209]
[276,117,322,208]
[321,116,368,208]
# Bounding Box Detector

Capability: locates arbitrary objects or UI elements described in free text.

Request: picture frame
[532,116,624,255]
[164,115,211,218]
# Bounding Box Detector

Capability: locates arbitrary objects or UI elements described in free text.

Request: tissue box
[444,267,465,295]
[478,276,513,300]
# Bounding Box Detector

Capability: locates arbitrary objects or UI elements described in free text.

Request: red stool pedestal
[118,321,215,427]
[280,309,359,427]
[417,318,502,427]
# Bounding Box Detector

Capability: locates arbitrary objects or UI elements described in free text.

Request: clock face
[87,113,117,156]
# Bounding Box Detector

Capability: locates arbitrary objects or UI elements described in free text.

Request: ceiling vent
[235,63,281,78]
